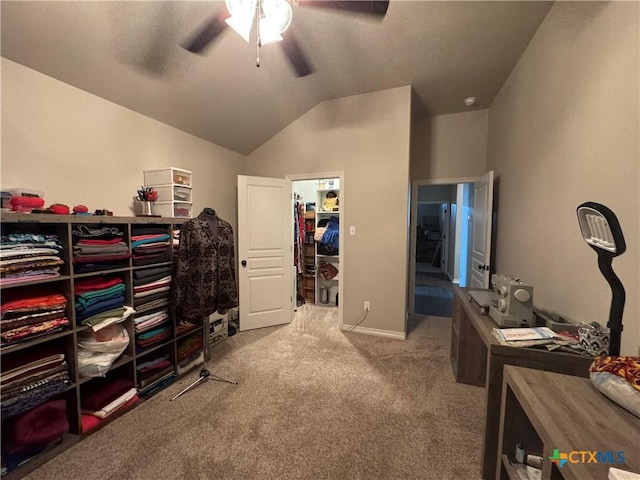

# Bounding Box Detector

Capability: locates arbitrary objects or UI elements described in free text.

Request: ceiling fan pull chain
[256,0,261,67]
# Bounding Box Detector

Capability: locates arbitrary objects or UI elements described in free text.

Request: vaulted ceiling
[1,1,553,155]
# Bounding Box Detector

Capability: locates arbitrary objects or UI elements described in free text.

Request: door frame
[287,171,345,328]
[409,176,486,316]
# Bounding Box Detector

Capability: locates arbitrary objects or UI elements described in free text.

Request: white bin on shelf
[144,168,192,187]
[154,201,192,218]
[148,185,192,203]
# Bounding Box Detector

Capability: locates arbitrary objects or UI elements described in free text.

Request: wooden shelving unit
[301,212,316,304]
[497,366,640,480]
[0,213,215,479]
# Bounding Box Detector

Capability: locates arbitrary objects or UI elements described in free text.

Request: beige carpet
[26,306,485,480]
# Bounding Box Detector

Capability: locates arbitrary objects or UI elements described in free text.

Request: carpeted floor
[25,306,485,480]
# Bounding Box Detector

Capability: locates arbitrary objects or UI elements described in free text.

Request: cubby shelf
[0,213,214,480]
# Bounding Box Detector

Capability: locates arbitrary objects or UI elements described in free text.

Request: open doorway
[289,172,344,327]
[409,173,493,318]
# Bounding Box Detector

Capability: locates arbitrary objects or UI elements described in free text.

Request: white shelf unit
[315,181,340,306]
[144,168,193,218]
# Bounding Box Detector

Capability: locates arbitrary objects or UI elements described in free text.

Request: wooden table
[450,286,595,480]
[497,366,640,479]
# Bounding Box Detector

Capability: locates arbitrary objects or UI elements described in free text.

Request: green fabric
[81,307,127,326]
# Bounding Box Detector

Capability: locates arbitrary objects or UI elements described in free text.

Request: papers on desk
[492,326,579,350]
[493,327,555,342]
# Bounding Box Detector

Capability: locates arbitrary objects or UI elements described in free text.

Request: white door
[237,175,292,331]
[469,171,494,288]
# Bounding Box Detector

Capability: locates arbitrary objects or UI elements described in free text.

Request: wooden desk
[450,286,594,480]
[497,366,640,480]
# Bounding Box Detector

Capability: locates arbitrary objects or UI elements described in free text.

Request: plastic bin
[153,202,192,218]
[148,185,192,203]
[143,168,192,187]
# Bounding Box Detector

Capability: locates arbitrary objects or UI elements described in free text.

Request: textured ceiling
[1,1,553,155]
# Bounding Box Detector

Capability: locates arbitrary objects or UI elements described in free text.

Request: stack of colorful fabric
[72,225,130,274]
[1,399,69,473]
[136,353,176,398]
[132,265,172,314]
[131,227,171,267]
[0,233,64,285]
[74,277,128,326]
[1,288,69,345]
[176,333,203,375]
[1,351,70,420]
[134,310,171,353]
[80,378,138,433]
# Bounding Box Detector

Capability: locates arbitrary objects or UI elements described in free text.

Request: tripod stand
[170,315,237,402]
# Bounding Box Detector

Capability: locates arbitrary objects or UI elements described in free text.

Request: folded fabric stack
[131,227,171,267]
[134,310,171,352]
[80,378,138,433]
[72,225,131,274]
[136,353,176,398]
[1,399,69,473]
[74,276,129,326]
[172,229,180,252]
[1,351,71,420]
[132,265,172,314]
[1,288,70,345]
[0,233,65,285]
[176,333,203,375]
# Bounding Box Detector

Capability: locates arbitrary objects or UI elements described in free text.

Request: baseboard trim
[340,325,406,340]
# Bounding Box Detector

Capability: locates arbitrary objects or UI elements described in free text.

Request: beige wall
[411,110,488,180]
[247,86,412,336]
[487,2,640,354]
[1,59,246,228]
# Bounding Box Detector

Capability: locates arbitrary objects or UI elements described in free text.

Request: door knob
[241,260,247,267]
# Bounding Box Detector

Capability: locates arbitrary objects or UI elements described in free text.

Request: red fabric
[7,399,69,448]
[82,395,139,432]
[82,378,134,411]
[133,281,171,293]
[76,238,122,245]
[81,414,101,433]
[74,276,123,294]
[1,289,66,316]
[72,253,131,264]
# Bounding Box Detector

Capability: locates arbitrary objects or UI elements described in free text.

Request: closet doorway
[289,172,344,327]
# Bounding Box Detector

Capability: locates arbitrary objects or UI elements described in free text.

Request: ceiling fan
[181,0,389,77]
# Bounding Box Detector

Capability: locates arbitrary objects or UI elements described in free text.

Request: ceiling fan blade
[281,32,314,77]
[297,1,389,18]
[182,11,228,54]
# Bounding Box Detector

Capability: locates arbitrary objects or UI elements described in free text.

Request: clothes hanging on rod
[293,198,304,274]
[174,210,238,320]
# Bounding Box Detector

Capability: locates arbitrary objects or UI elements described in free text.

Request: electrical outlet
[364,301,370,311]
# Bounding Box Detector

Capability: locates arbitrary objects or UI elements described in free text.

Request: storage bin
[153,201,192,218]
[148,185,192,203]
[143,168,192,187]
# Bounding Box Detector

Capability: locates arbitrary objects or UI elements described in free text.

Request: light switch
[349,226,356,235]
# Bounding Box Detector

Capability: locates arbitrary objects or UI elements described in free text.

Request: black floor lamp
[576,202,626,356]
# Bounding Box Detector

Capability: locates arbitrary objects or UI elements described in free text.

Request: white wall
[487,2,640,354]
[411,110,488,180]
[248,86,412,336]
[1,59,246,228]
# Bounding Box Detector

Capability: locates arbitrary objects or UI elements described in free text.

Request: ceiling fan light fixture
[225,0,257,42]
[225,13,255,43]
[225,0,291,45]
[262,0,292,34]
